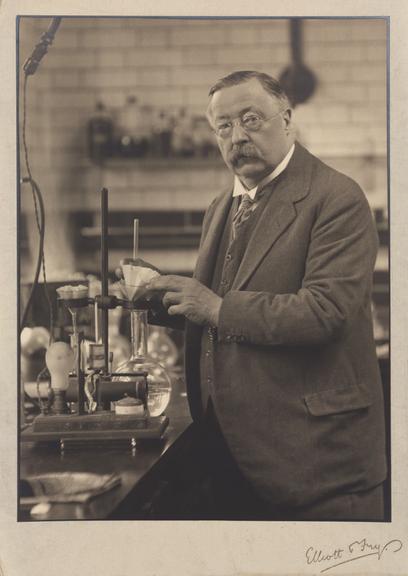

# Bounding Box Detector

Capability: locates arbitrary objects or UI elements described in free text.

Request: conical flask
[115,309,171,417]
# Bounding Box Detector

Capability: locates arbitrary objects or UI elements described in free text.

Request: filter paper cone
[121,265,160,301]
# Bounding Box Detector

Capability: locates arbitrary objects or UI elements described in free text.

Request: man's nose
[231,122,250,145]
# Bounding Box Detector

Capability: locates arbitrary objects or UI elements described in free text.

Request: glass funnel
[115,308,172,417]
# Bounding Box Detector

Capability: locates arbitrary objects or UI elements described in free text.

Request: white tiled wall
[19,17,388,275]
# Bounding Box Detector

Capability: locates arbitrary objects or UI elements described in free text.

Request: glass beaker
[115,309,171,417]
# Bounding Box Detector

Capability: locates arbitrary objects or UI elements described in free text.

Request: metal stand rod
[101,188,109,374]
[133,218,139,259]
[76,331,85,414]
[94,301,100,342]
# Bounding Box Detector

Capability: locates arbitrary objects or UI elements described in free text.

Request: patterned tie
[232,190,265,239]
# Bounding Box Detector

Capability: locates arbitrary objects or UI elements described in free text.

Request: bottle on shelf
[192,115,217,158]
[87,101,114,164]
[116,95,144,158]
[138,104,154,158]
[152,109,173,158]
[172,108,194,157]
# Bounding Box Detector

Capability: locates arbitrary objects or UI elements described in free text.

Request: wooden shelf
[91,156,225,170]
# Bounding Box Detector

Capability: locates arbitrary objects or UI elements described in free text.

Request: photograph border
[1,2,407,575]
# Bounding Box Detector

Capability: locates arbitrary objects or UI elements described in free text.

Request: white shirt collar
[232,143,295,199]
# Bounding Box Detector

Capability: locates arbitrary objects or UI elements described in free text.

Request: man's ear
[282,108,292,133]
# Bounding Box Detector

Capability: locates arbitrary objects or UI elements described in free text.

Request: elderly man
[146,70,387,521]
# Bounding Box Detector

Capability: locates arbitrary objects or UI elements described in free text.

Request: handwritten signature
[305,538,403,572]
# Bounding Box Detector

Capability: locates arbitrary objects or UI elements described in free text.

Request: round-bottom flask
[115,309,171,417]
[148,326,179,369]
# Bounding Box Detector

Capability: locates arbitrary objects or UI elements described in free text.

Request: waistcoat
[199,185,275,410]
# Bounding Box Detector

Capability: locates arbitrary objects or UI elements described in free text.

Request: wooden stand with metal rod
[21,188,169,448]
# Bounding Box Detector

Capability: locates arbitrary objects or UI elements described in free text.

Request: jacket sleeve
[217,182,378,346]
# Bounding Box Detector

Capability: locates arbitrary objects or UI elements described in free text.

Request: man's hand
[147,275,222,327]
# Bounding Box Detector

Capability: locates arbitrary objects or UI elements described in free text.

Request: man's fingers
[148,275,189,292]
[162,291,181,308]
[167,304,185,316]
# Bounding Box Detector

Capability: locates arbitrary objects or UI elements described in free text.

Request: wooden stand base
[21,412,169,444]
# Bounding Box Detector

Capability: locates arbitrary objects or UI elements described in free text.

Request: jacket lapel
[232,142,313,290]
[194,190,233,287]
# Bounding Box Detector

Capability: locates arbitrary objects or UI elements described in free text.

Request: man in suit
[147,70,387,520]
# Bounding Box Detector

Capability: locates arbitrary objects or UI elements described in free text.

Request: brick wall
[19,17,387,274]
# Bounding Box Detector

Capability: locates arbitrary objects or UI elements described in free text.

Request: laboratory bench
[19,382,193,521]
[19,355,391,522]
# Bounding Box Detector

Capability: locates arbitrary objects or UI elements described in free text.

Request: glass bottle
[88,101,114,163]
[172,107,194,157]
[152,110,173,157]
[115,309,172,417]
[138,104,154,157]
[192,115,216,158]
[117,95,142,157]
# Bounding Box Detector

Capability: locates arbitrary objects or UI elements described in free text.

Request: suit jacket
[184,141,387,509]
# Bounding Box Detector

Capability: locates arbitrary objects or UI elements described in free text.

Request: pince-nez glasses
[213,110,283,139]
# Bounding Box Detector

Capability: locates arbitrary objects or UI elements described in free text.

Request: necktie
[232,190,265,239]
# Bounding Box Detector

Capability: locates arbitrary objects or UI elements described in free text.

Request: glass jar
[115,309,171,417]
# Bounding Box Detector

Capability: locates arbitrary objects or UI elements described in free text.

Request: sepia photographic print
[1,1,408,575]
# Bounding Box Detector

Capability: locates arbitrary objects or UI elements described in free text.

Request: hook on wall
[279,18,317,107]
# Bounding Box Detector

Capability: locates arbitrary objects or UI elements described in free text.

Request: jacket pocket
[304,385,372,416]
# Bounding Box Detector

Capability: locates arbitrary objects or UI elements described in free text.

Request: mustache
[229,144,260,165]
